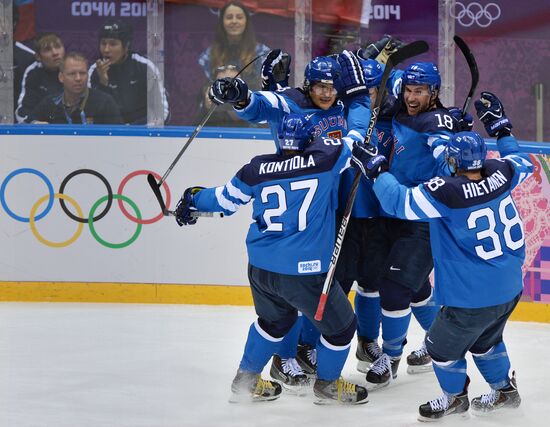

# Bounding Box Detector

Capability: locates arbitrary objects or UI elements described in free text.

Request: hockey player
[362,61,460,389]
[208,52,348,392]
[173,107,377,404]
[361,91,531,421]
[88,19,169,124]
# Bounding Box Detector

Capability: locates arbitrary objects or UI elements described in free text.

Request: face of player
[403,84,436,116]
[60,58,88,97]
[38,42,65,70]
[309,83,337,110]
[223,5,247,41]
[99,38,128,64]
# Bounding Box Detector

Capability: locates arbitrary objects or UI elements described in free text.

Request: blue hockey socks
[381,308,411,357]
[299,315,320,347]
[316,335,351,381]
[433,358,468,395]
[277,315,302,358]
[411,296,439,331]
[355,287,381,340]
[239,320,283,373]
[472,341,512,390]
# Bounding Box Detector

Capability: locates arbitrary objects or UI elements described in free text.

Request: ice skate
[418,377,470,422]
[229,369,282,403]
[471,371,521,415]
[313,377,368,405]
[406,341,433,374]
[269,355,310,395]
[296,343,317,378]
[365,353,400,390]
[356,336,383,373]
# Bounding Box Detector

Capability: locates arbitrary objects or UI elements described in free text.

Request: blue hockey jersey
[193,136,355,275]
[236,88,347,143]
[390,107,457,187]
[373,136,533,308]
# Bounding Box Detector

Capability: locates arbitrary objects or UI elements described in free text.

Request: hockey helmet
[99,19,133,47]
[277,114,314,153]
[304,56,341,90]
[360,58,384,88]
[445,131,487,172]
[402,62,441,93]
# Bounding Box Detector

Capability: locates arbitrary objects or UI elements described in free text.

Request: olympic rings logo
[0,168,171,249]
[449,2,501,28]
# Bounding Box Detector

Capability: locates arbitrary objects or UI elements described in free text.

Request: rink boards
[0,126,549,322]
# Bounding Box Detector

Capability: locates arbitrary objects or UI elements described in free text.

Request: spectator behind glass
[16,33,65,123]
[88,19,169,124]
[197,64,244,127]
[198,1,270,91]
[12,5,35,113]
[30,52,122,125]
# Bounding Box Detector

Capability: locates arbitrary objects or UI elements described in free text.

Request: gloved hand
[448,106,474,132]
[474,91,513,138]
[261,49,291,91]
[351,142,389,179]
[356,35,393,60]
[175,186,205,226]
[208,77,249,105]
[334,50,368,103]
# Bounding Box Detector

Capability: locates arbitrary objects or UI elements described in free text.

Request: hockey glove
[356,35,393,60]
[351,142,389,179]
[261,49,291,91]
[175,186,205,226]
[208,77,250,105]
[448,107,474,132]
[474,91,513,138]
[334,50,368,103]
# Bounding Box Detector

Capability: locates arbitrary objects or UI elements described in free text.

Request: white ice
[1,302,549,427]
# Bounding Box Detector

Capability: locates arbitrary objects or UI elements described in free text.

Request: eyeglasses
[311,83,337,96]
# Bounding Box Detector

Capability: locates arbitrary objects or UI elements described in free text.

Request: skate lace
[428,394,450,411]
[282,358,305,377]
[307,348,317,366]
[413,342,428,357]
[254,379,276,396]
[479,389,498,406]
[370,353,391,375]
[336,378,356,400]
[367,341,383,358]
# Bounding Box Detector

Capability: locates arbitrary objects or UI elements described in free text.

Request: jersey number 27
[261,178,318,232]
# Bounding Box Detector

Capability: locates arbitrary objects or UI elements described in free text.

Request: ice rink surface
[1,302,549,427]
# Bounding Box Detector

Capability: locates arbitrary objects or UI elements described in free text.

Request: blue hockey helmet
[445,131,487,172]
[277,114,314,153]
[303,56,341,89]
[402,62,441,93]
[359,58,384,88]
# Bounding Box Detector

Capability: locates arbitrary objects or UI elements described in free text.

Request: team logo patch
[298,260,321,273]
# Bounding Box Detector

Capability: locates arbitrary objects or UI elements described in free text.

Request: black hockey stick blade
[314,41,429,322]
[147,173,168,215]
[453,35,479,113]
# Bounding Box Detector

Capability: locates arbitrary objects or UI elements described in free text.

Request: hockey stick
[314,41,429,321]
[453,35,479,113]
[147,53,268,215]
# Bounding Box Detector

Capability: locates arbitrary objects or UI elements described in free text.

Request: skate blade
[313,396,369,406]
[366,380,391,391]
[407,364,434,375]
[417,411,470,422]
[357,360,373,374]
[471,404,521,417]
[277,382,310,397]
[228,392,281,404]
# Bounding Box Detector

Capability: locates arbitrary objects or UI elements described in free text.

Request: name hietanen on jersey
[462,169,508,199]
[259,155,316,175]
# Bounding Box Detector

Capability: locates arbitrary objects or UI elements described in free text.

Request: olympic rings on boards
[0,168,170,248]
[449,2,501,28]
